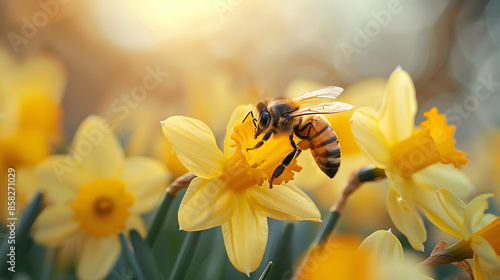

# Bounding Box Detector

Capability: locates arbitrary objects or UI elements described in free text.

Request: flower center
[223,115,302,191]
[71,178,134,237]
[476,216,500,255]
[389,107,468,177]
[95,197,114,215]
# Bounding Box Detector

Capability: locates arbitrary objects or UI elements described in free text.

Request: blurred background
[1,0,499,279]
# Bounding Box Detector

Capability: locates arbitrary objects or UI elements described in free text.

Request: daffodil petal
[72,116,124,179]
[463,193,494,240]
[162,116,226,179]
[120,157,169,214]
[221,196,268,274]
[359,229,404,264]
[470,235,500,277]
[5,52,66,103]
[178,177,234,231]
[32,203,79,247]
[77,235,121,280]
[224,104,254,157]
[350,107,390,168]
[480,213,498,229]
[378,67,417,145]
[409,182,464,239]
[437,188,466,233]
[35,155,89,203]
[473,253,489,280]
[246,182,321,221]
[126,214,147,237]
[386,187,426,251]
[413,164,473,198]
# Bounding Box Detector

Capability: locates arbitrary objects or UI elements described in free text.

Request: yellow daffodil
[437,188,500,280]
[32,116,168,280]
[296,230,431,280]
[162,104,321,275]
[350,67,473,251]
[0,48,66,217]
[289,78,392,231]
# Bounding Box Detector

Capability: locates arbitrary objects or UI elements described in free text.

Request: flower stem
[420,239,474,268]
[168,231,202,280]
[319,166,386,244]
[119,232,146,280]
[313,211,341,244]
[129,230,164,280]
[146,172,195,247]
[146,193,174,247]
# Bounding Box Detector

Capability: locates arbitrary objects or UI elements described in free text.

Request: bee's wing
[293,86,344,101]
[289,102,353,117]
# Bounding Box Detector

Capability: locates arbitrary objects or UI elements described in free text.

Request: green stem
[314,211,341,244]
[358,166,386,182]
[146,193,174,248]
[119,232,146,280]
[168,231,202,280]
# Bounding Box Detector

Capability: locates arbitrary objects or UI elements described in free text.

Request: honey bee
[244,87,353,188]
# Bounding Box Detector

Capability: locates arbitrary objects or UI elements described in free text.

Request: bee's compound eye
[259,112,270,127]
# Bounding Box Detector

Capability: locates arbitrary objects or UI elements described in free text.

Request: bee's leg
[242,111,257,127]
[246,129,275,152]
[269,134,301,188]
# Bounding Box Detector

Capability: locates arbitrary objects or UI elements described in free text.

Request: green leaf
[0,192,43,278]
[146,193,175,248]
[129,230,164,280]
[168,231,201,280]
[119,232,146,280]
[268,223,294,279]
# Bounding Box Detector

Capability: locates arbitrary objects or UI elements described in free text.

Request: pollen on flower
[71,178,134,237]
[389,107,467,177]
[224,114,302,191]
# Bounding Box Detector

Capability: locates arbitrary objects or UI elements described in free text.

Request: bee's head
[254,101,271,139]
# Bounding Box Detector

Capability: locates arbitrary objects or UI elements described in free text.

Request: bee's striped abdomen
[297,115,341,178]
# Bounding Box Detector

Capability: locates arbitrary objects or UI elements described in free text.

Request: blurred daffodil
[0,49,66,216]
[436,188,500,280]
[162,104,321,274]
[32,116,168,280]
[296,230,431,280]
[350,67,473,251]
